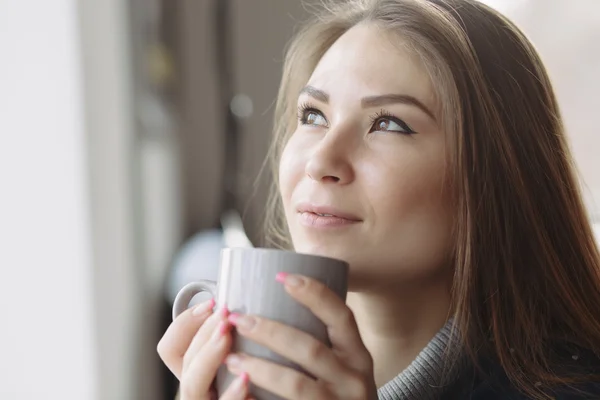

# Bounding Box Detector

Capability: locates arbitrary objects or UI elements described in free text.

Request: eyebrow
[299,85,329,103]
[299,85,436,122]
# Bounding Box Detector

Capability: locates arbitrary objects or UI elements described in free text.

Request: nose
[305,128,355,185]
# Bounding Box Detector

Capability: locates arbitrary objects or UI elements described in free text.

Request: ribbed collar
[377,319,466,400]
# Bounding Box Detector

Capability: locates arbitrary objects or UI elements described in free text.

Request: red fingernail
[240,372,249,383]
[276,272,288,283]
[220,305,230,318]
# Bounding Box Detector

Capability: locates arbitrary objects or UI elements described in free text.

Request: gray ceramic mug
[172,247,349,400]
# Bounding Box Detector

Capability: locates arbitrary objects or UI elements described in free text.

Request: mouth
[296,203,362,228]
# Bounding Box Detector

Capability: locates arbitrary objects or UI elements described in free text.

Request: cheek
[366,150,452,249]
[369,146,447,214]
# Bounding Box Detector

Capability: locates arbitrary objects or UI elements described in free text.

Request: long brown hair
[264,0,600,398]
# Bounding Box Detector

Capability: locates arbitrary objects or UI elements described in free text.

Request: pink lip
[296,203,362,228]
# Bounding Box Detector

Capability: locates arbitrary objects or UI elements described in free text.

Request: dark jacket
[442,347,600,399]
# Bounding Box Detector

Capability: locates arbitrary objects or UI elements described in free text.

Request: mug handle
[172,280,217,321]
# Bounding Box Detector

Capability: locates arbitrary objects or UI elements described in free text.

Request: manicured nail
[230,372,249,392]
[220,305,230,318]
[192,298,215,316]
[275,272,288,283]
[225,354,242,369]
[276,272,302,287]
[228,313,256,332]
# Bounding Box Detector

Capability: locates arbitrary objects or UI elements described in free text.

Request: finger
[180,321,233,400]
[183,305,230,372]
[277,273,372,370]
[218,372,249,400]
[225,353,326,400]
[158,298,215,379]
[228,313,345,382]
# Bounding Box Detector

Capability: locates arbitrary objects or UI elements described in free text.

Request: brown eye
[375,118,391,131]
[369,114,416,135]
[306,112,320,125]
[299,108,327,127]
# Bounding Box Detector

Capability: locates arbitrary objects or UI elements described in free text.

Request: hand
[223,273,378,400]
[157,299,251,400]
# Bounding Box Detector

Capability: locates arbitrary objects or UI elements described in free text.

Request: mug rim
[221,247,349,267]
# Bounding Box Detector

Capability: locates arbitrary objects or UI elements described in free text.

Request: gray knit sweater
[377,319,465,400]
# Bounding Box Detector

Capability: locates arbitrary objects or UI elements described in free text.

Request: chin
[291,226,362,258]
[294,239,450,292]
[293,243,364,286]
[293,240,371,272]
[293,240,352,263]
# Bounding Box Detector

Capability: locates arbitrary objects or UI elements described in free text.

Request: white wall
[0,0,153,399]
[0,0,97,399]
[78,0,149,399]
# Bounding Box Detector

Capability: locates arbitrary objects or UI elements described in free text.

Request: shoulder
[443,346,600,399]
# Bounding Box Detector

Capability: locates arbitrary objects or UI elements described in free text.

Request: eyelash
[297,104,416,135]
[368,109,416,135]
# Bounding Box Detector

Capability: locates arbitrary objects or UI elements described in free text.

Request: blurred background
[0,0,598,399]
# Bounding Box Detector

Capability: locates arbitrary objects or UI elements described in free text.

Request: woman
[157,0,600,398]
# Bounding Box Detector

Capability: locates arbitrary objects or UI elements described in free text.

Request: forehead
[307,23,435,103]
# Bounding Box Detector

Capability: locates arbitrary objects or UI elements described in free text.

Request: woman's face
[279,24,453,287]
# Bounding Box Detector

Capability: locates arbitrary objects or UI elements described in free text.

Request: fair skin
[158,23,453,399]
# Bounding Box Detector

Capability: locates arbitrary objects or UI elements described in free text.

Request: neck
[347,277,452,387]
